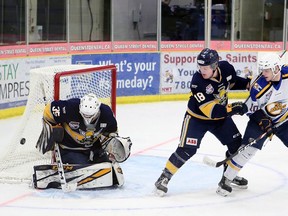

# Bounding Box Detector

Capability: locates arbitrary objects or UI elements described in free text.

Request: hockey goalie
[33,93,132,191]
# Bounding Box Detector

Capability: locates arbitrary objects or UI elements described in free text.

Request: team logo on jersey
[78,128,99,147]
[206,84,214,94]
[213,87,227,105]
[186,137,198,146]
[52,106,60,117]
[265,102,286,116]
[69,121,80,130]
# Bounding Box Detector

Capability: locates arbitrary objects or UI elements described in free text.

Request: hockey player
[154,48,250,196]
[34,93,132,190]
[217,52,288,196]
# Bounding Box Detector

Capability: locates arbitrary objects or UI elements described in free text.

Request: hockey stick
[39,82,77,192]
[203,118,288,168]
[55,126,105,192]
[280,49,287,58]
[54,143,77,192]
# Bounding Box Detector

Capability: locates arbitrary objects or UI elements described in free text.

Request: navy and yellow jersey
[187,61,241,120]
[43,98,117,151]
[246,65,288,124]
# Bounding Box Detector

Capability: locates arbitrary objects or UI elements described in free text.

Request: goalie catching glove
[227,101,248,116]
[36,118,64,154]
[102,136,132,163]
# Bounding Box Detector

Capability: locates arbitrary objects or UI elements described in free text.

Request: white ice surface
[0,100,288,216]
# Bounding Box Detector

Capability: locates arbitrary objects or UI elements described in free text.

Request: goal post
[0,64,117,183]
[54,65,117,114]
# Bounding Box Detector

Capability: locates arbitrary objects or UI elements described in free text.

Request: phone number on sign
[175,80,191,89]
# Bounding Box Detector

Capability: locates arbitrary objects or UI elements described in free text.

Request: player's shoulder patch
[252,82,262,92]
[191,84,198,89]
[251,76,268,90]
[226,75,232,82]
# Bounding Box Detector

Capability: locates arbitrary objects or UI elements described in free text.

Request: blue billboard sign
[72,53,160,96]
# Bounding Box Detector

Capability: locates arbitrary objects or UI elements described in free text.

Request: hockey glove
[258,118,276,138]
[52,124,64,143]
[102,136,132,163]
[250,109,276,139]
[36,119,64,154]
[227,102,248,116]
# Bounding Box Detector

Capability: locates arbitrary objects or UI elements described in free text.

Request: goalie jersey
[188,60,249,120]
[43,98,117,151]
[246,65,288,124]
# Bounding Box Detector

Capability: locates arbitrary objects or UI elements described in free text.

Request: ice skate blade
[216,187,231,197]
[153,187,166,197]
[231,184,248,190]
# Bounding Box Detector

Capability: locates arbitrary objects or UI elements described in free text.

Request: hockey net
[0,64,117,183]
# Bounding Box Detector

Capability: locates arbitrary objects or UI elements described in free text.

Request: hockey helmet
[197,48,219,70]
[79,93,101,125]
[258,53,282,73]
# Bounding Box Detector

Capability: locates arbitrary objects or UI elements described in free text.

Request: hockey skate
[154,172,170,197]
[224,163,248,189]
[231,176,248,189]
[216,176,232,197]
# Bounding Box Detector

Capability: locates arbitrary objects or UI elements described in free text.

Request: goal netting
[0,64,117,183]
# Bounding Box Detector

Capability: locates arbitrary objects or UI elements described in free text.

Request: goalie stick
[54,143,77,192]
[203,118,288,168]
[39,82,77,192]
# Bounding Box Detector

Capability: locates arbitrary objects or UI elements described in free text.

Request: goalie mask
[79,93,101,125]
[102,136,132,163]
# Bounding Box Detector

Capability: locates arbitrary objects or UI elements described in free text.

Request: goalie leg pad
[33,162,124,190]
[112,162,124,186]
